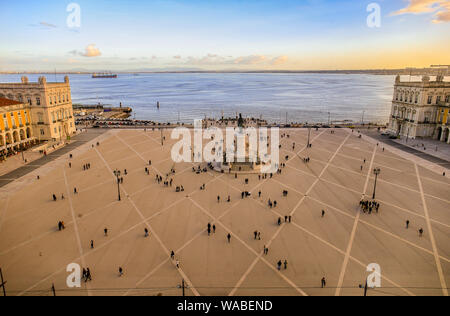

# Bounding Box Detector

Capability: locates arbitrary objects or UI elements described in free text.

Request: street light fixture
[307,126,311,148]
[373,168,381,200]
[114,169,121,201]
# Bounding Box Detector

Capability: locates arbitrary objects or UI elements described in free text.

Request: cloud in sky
[176,54,289,67]
[270,56,288,66]
[82,44,102,57]
[39,21,57,28]
[391,0,450,23]
[233,55,267,65]
[68,45,102,58]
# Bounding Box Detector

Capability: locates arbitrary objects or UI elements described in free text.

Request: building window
[436,96,441,104]
[54,128,57,133]
[445,95,450,103]
[25,111,29,123]
[49,97,52,105]
[3,114,9,129]
[11,113,16,128]
[36,97,41,105]
[38,113,44,123]
[27,97,32,105]
[427,96,433,104]
[415,94,418,104]
[40,129,45,136]
[19,116,23,126]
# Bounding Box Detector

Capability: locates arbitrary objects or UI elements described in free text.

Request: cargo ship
[92,72,118,78]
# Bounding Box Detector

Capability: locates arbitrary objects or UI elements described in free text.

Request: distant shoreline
[1,69,447,76]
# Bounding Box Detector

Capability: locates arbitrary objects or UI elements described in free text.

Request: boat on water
[92,72,118,78]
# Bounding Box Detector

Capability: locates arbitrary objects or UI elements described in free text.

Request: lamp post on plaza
[307,126,311,148]
[359,280,369,297]
[372,168,381,200]
[114,169,121,201]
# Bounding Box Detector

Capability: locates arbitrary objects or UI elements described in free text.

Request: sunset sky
[1,0,449,71]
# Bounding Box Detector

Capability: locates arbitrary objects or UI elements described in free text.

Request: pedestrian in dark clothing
[85,268,92,282]
[321,277,326,288]
[227,233,231,243]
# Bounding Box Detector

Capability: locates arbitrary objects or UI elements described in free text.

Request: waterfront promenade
[0,128,448,296]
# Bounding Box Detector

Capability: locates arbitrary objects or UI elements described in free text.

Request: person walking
[90,240,94,249]
[321,277,326,288]
[419,228,424,237]
[213,225,216,234]
[284,260,288,270]
[406,220,410,229]
[85,268,92,282]
[277,261,282,271]
[171,251,175,260]
[119,267,123,277]
[104,228,108,236]
[144,228,149,237]
[227,233,231,243]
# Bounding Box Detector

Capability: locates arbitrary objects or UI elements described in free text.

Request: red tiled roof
[0,98,23,107]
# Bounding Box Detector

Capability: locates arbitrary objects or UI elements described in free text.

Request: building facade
[388,75,450,143]
[0,98,35,156]
[0,76,76,143]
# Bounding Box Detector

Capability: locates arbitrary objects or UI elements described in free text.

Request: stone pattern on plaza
[0,128,448,296]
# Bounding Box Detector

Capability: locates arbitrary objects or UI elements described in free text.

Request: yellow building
[436,99,450,143]
[0,76,76,142]
[0,98,35,156]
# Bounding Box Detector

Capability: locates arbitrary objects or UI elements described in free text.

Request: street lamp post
[307,127,312,148]
[114,169,121,201]
[359,280,369,297]
[373,168,381,200]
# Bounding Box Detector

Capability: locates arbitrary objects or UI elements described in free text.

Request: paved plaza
[0,128,448,296]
